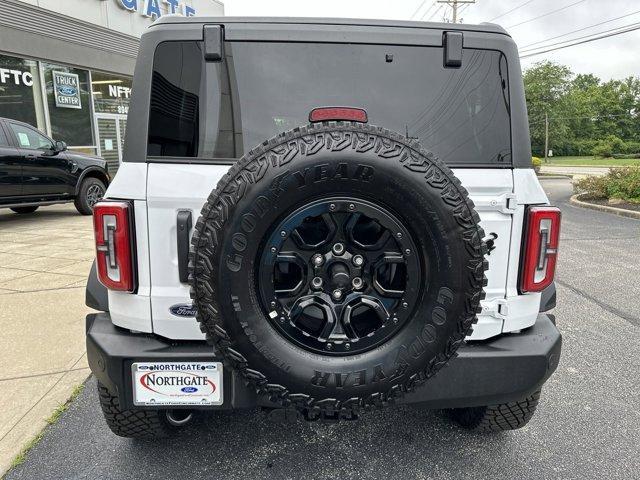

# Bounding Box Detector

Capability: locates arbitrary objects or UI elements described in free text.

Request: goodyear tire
[190,122,487,420]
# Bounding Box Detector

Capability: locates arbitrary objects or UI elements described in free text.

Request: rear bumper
[86,312,561,411]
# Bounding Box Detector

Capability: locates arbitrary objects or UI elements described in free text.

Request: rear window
[148,41,511,165]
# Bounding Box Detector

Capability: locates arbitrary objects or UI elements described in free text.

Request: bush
[591,135,627,157]
[624,141,640,154]
[532,156,542,171]
[574,167,640,202]
[574,175,608,199]
[612,153,640,159]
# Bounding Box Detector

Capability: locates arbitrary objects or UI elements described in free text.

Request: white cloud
[223,0,640,80]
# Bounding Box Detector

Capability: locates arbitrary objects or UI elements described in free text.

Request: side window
[148,41,235,158]
[9,123,53,151]
[0,127,9,147]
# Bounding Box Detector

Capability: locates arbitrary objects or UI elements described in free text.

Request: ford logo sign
[169,303,197,317]
[58,86,77,96]
[181,387,198,393]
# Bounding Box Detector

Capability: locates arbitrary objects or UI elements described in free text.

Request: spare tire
[190,122,487,419]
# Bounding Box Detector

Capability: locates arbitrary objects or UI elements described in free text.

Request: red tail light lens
[520,206,561,293]
[93,201,135,292]
[309,107,368,123]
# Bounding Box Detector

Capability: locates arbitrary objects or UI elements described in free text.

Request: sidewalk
[540,165,608,177]
[0,204,94,475]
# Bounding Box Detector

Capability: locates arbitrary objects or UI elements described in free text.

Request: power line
[521,20,640,54]
[520,9,640,49]
[488,0,538,22]
[410,0,428,19]
[520,22,640,58]
[508,0,589,29]
[458,3,472,19]
[418,2,438,21]
[427,5,445,21]
[437,0,475,23]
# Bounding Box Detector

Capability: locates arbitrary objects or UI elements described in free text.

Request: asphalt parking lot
[5,178,640,480]
[0,204,93,474]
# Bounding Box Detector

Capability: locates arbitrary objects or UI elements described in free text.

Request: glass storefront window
[42,62,93,146]
[0,54,46,130]
[91,72,132,115]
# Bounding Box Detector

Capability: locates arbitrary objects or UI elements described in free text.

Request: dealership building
[0,0,224,173]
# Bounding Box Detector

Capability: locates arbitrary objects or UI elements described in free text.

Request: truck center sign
[53,71,82,109]
[115,0,196,19]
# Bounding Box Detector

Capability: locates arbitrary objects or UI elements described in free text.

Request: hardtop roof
[151,16,509,37]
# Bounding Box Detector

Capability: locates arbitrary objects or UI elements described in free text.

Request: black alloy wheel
[259,197,421,356]
[86,183,105,208]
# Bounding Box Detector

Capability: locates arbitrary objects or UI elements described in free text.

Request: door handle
[24,153,38,158]
[176,210,192,283]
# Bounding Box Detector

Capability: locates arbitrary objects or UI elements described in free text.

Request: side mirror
[54,140,67,153]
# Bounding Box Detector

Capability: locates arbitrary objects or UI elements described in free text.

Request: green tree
[523,62,572,156]
[524,62,640,156]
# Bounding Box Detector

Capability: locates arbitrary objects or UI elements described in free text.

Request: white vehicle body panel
[102,163,549,342]
[146,164,229,338]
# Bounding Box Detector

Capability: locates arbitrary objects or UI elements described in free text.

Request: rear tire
[449,390,541,432]
[97,382,174,439]
[75,177,105,215]
[10,206,38,214]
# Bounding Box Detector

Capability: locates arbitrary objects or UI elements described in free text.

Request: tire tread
[189,122,489,421]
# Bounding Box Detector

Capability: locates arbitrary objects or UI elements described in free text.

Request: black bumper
[86,313,561,411]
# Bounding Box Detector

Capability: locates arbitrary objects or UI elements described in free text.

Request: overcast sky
[223,0,640,81]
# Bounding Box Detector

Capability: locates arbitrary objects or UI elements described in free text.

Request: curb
[537,175,572,180]
[570,193,640,220]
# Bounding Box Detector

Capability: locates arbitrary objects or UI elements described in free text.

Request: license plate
[132,362,223,406]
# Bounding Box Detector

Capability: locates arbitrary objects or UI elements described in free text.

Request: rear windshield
[148,41,511,166]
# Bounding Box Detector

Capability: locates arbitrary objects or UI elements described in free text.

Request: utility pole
[544,112,549,163]
[436,0,476,23]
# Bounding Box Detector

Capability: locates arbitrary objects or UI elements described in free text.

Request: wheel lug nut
[312,254,324,266]
[402,301,408,308]
[405,248,411,255]
[280,230,287,237]
[348,203,355,211]
[312,277,323,289]
[329,203,336,211]
[396,232,403,239]
[270,301,276,308]
[326,343,333,350]
[270,247,277,253]
[352,277,363,290]
[332,243,345,255]
[352,255,364,267]
[332,289,343,300]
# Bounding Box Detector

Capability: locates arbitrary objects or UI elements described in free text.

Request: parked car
[0,117,109,215]
[85,16,562,438]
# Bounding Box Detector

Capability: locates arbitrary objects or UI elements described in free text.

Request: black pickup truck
[0,117,109,215]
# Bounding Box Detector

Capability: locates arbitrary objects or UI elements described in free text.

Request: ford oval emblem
[169,303,197,317]
[181,387,198,393]
[58,86,77,96]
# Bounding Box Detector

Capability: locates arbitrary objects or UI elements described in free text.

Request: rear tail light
[93,201,136,292]
[520,206,561,293]
[309,107,368,123]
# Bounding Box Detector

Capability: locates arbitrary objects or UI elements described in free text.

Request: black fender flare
[75,167,110,196]
[86,260,109,312]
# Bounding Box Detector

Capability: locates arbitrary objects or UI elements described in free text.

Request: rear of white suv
[85,17,561,438]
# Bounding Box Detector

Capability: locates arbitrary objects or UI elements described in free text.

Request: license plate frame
[131,362,223,406]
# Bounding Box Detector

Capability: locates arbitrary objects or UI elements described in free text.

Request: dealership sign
[53,71,82,109]
[0,68,33,87]
[115,0,196,19]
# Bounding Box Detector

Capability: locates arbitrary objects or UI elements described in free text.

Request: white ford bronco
[85,16,562,438]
